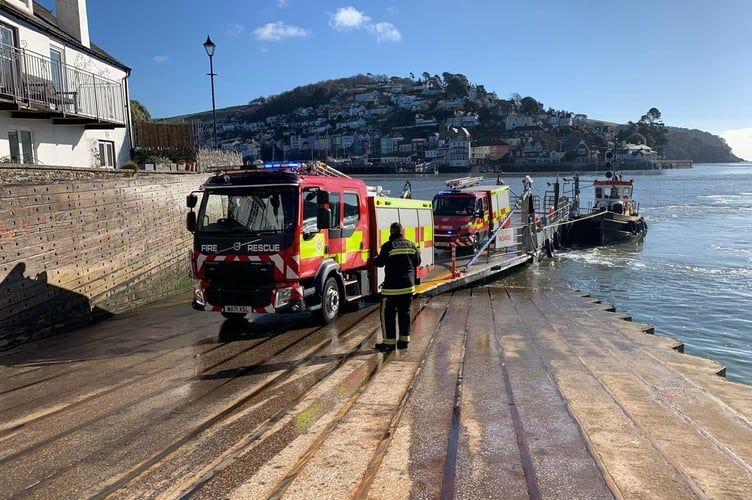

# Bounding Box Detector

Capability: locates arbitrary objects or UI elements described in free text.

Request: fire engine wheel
[471,234,481,254]
[314,276,341,324]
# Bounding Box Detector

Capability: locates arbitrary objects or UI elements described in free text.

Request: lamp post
[203,35,217,148]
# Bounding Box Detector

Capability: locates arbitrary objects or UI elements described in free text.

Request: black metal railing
[0,43,125,125]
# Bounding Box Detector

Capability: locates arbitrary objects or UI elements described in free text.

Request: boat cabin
[592,180,635,215]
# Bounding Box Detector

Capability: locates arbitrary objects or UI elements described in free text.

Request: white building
[0,0,131,168]
[442,126,471,168]
[504,114,534,130]
[616,143,658,162]
[447,111,480,128]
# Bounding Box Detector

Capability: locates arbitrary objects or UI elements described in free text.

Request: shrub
[145,155,172,166]
[120,160,140,171]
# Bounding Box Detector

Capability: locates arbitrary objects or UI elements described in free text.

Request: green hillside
[161,74,741,163]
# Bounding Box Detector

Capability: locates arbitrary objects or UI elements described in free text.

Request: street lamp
[203,35,217,148]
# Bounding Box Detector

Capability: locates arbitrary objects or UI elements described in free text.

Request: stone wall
[197,148,243,172]
[0,166,206,348]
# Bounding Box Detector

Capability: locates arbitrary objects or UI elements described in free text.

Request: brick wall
[0,166,205,348]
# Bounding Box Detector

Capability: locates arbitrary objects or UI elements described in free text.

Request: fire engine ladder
[310,161,351,178]
[445,176,483,190]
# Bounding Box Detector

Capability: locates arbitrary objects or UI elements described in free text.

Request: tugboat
[560,152,648,247]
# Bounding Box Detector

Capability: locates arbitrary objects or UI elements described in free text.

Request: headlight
[459,223,471,230]
[275,287,292,308]
[193,285,206,306]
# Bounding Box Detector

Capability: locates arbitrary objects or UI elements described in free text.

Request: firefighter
[373,222,421,352]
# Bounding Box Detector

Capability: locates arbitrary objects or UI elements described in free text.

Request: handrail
[0,43,125,124]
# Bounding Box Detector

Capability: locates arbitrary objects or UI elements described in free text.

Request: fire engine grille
[202,261,274,286]
[205,286,271,308]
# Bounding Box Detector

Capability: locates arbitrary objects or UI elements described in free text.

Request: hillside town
[195,73,666,173]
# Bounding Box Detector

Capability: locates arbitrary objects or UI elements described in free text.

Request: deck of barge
[415,245,532,297]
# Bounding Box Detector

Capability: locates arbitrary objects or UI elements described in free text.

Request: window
[343,192,360,226]
[0,24,17,93]
[302,190,319,233]
[98,140,115,167]
[329,192,341,228]
[49,47,63,92]
[8,128,33,163]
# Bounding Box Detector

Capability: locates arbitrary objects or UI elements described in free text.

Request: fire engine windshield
[197,187,297,234]
[433,196,475,216]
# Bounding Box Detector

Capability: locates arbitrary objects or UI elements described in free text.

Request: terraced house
[0,0,130,167]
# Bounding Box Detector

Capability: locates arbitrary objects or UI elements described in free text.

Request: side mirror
[317,207,331,230]
[317,190,329,205]
[186,193,198,208]
[186,211,197,232]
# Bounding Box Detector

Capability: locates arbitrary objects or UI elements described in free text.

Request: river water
[363,163,752,385]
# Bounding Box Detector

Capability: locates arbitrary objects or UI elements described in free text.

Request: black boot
[375,343,396,352]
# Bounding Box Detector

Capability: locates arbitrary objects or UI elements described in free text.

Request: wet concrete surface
[1,282,751,499]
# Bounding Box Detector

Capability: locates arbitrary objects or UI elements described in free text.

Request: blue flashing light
[262,161,303,170]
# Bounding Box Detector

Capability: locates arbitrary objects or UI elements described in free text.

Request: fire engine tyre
[471,234,481,254]
[314,276,341,324]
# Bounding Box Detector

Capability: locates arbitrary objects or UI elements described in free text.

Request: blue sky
[38,0,752,159]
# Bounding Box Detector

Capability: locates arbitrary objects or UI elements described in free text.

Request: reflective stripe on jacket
[373,234,421,295]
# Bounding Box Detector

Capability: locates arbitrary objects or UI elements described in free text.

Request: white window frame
[8,128,34,164]
[98,140,115,167]
[49,46,64,93]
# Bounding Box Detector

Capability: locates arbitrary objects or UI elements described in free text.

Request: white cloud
[720,128,752,161]
[153,55,169,63]
[253,22,311,42]
[329,6,371,30]
[276,0,289,7]
[371,22,401,42]
[226,24,244,38]
[329,6,401,42]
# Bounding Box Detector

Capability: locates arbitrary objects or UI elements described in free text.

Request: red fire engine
[186,161,434,323]
[432,177,512,254]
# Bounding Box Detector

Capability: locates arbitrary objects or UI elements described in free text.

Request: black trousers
[380,294,412,344]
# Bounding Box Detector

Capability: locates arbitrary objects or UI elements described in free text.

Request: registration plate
[224,305,249,313]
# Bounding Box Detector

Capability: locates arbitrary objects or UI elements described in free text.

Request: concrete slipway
[225,283,751,499]
[1,251,750,498]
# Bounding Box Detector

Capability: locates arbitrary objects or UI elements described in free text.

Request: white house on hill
[0,0,131,168]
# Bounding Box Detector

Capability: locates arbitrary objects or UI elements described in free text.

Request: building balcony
[0,43,125,126]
